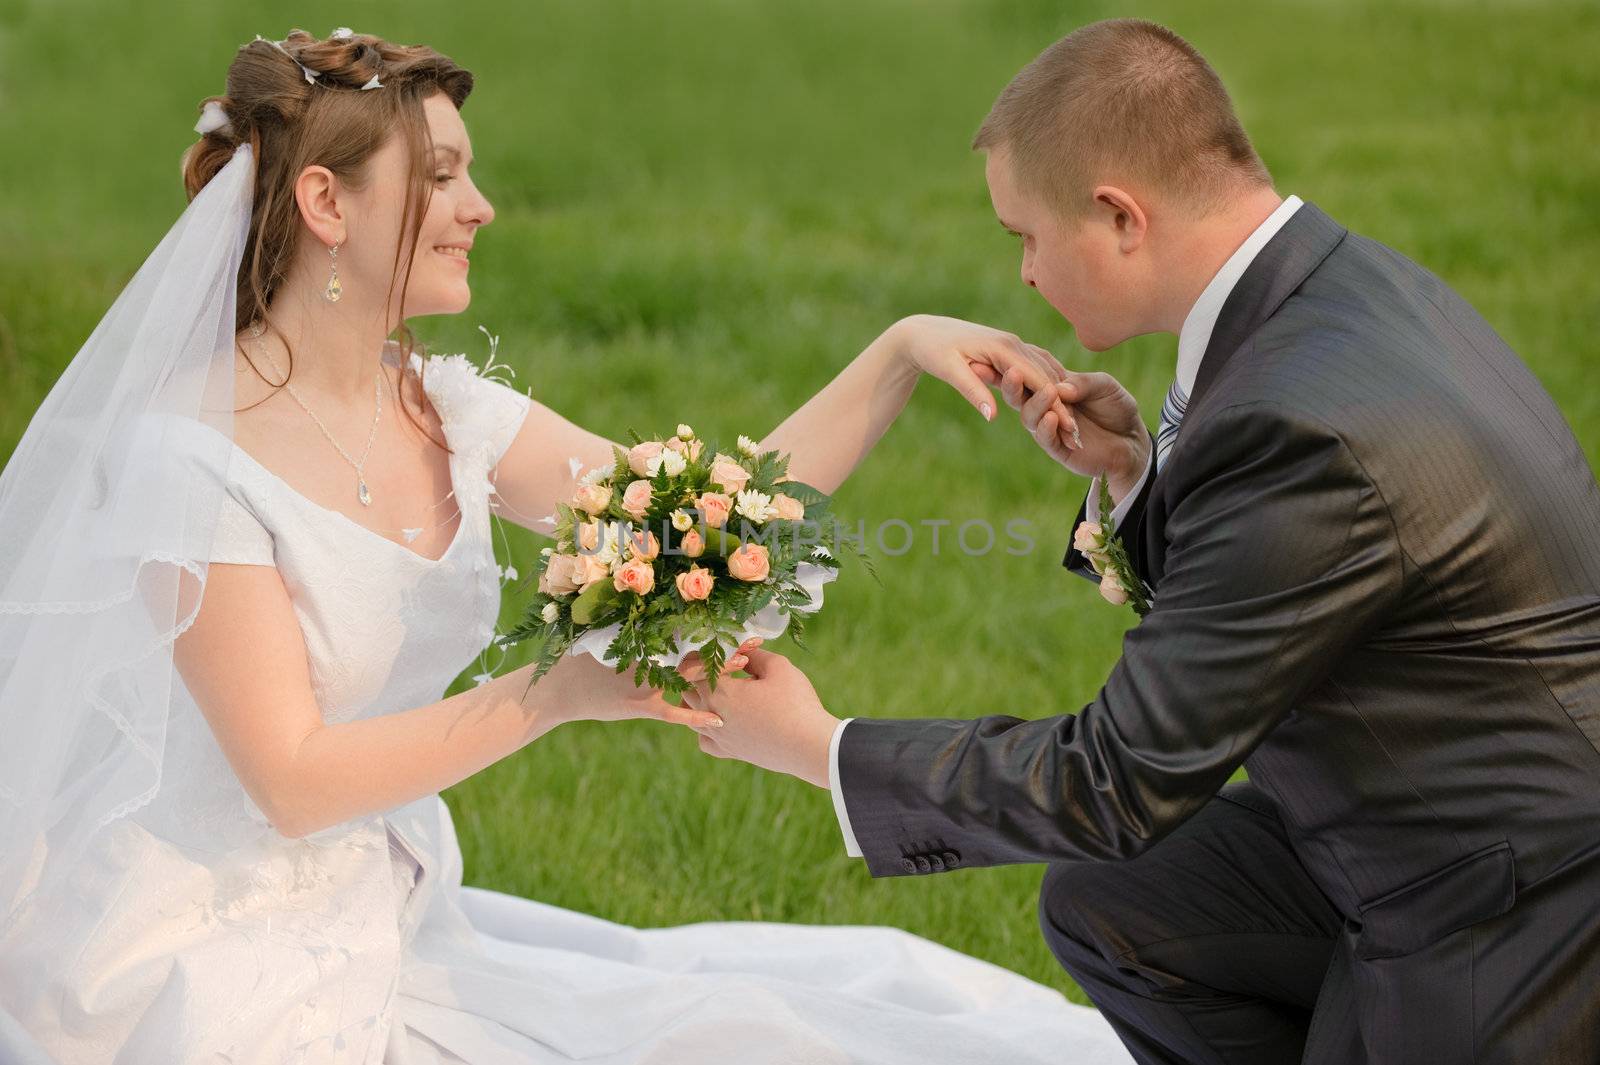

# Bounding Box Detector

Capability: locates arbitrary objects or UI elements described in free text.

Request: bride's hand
[888,313,1076,430]
[534,653,725,730]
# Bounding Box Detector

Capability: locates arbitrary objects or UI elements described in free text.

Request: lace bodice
[207,345,528,727]
[144,345,532,851]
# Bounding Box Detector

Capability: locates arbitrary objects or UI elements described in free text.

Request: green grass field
[3,0,1597,1002]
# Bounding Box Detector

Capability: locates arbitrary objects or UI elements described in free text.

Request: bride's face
[345,92,495,321]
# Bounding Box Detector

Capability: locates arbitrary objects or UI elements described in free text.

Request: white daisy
[735,489,777,524]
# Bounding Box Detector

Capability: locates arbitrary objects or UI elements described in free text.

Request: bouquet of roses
[498,425,871,698]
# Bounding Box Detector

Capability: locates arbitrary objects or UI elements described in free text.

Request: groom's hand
[678,648,838,789]
[997,367,1149,502]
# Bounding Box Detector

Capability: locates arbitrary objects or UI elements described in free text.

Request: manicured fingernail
[707,715,724,728]
[980,402,994,421]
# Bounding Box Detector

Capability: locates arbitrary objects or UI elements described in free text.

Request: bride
[0,28,1131,1064]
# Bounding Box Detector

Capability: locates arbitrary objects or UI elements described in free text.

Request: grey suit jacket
[838,203,1600,1043]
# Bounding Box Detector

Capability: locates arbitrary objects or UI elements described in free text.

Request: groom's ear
[1090,185,1148,254]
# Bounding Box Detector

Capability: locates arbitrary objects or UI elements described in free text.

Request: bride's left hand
[889,313,1077,432]
[539,652,723,730]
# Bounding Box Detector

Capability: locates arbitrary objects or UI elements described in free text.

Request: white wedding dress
[0,347,1132,1065]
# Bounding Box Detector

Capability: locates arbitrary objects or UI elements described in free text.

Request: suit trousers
[1039,780,1600,1064]
[1039,780,1343,1065]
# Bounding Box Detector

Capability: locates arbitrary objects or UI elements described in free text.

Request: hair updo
[180,28,473,423]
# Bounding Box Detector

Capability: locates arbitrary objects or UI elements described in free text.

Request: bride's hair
[181,28,472,432]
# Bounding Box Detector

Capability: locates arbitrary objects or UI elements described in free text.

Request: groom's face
[984,149,1140,352]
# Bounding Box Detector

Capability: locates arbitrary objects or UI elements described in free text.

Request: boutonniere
[1073,483,1154,616]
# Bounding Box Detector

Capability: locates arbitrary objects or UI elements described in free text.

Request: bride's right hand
[888,313,1074,425]
[529,652,727,730]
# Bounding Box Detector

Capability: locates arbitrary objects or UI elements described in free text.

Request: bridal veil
[0,143,253,940]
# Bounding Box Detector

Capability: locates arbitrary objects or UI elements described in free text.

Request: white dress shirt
[827,194,1304,859]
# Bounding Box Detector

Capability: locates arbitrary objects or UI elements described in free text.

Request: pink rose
[573,482,611,516]
[613,559,656,596]
[675,565,715,602]
[709,454,751,494]
[578,554,611,589]
[577,521,603,553]
[771,493,806,521]
[663,437,687,454]
[696,492,733,529]
[628,529,660,561]
[680,528,705,558]
[1073,521,1104,554]
[628,441,665,477]
[687,439,704,462]
[727,543,770,582]
[622,479,654,520]
[538,553,582,596]
[1098,571,1129,606]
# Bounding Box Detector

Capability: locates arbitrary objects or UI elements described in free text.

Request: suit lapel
[1186,201,1348,417]
[1142,202,1348,589]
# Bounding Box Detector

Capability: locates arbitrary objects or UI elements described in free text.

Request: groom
[678,17,1600,1065]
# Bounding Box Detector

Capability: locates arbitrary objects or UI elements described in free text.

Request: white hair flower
[737,435,760,457]
[194,100,233,137]
[676,423,694,439]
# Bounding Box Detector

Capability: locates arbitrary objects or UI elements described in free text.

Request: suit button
[928,855,946,872]
[914,855,932,873]
[900,858,917,874]
[942,850,961,868]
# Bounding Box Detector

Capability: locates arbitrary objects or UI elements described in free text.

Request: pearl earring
[323,240,343,303]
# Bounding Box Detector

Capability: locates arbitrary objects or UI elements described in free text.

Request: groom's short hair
[973,18,1272,220]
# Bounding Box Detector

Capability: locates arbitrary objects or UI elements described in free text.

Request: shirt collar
[1174,194,1303,396]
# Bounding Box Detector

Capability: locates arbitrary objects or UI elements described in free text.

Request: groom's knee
[1038,860,1124,962]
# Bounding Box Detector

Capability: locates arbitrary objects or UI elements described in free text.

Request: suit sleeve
[840,401,1402,876]
[1064,427,1158,586]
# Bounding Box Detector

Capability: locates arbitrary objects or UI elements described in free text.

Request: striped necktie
[1154,378,1189,471]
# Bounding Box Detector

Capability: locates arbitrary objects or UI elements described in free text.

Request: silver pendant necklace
[249,324,382,507]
